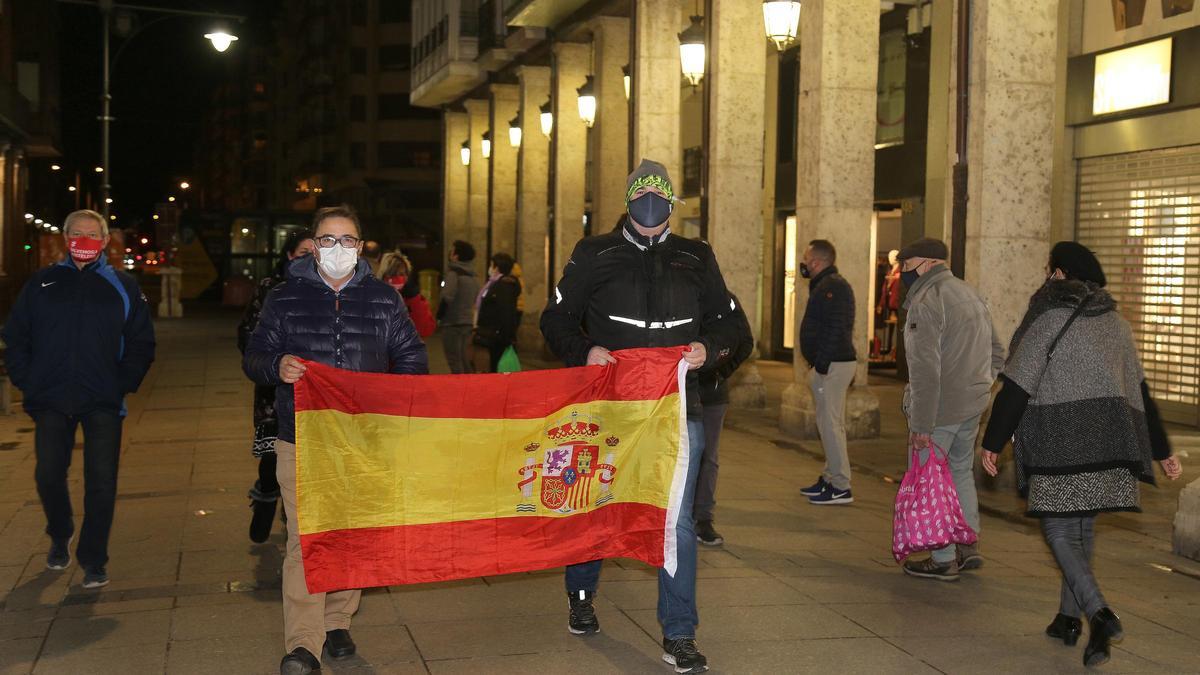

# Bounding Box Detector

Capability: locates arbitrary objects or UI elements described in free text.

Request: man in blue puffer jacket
[243,205,428,675]
[2,209,155,591]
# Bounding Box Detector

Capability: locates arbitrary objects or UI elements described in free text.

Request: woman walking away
[378,250,436,338]
[981,241,1183,668]
[237,230,316,543]
[473,252,522,373]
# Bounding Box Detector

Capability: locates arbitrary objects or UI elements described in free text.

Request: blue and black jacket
[2,256,156,416]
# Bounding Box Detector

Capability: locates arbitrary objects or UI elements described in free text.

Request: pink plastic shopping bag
[892,443,978,563]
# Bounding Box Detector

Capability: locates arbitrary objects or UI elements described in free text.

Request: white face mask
[318,243,358,279]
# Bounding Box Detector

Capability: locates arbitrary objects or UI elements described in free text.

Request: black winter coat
[540,226,741,413]
[475,275,522,348]
[699,293,755,407]
[242,256,429,443]
[799,266,857,374]
[2,257,155,416]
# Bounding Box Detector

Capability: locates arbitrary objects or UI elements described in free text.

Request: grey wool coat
[982,280,1171,516]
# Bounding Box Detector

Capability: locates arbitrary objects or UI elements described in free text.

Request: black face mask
[799,263,811,279]
[627,192,672,229]
[901,269,920,288]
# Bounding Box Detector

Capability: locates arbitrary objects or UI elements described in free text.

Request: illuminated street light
[622,64,631,100]
[179,181,191,190]
[110,215,117,220]
[168,196,176,202]
[460,140,470,166]
[34,219,43,225]
[204,30,239,52]
[153,214,160,220]
[68,186,77,192]
[762,0,802,51]
[50,164,62,171]
[577,75,597,128]
[508,115,522,148]
[140,237,149,245]
[539,99,553,137]
[678,15,706,87]
[105,197,114,204]
[24,213,33,220]
[241,227,250,235]
[481,131,492,159]
[94,166,104,173]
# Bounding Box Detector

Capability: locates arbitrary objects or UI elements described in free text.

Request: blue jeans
[565,417,705,639]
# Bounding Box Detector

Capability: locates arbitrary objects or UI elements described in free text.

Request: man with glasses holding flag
[244,205,428,675]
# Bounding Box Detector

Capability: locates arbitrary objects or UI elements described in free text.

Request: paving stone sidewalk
[1,309,1198,674]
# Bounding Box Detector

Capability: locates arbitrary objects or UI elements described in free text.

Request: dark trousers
[693,403,727,522]
[1042,515,1106,619]
[34,409,123,569]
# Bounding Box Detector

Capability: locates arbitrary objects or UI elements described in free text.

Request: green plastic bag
[497,345,521,373]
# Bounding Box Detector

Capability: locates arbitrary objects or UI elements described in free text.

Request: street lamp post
[58,0,245,219]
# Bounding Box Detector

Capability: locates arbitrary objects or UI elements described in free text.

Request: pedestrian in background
[237,229,316,543]
[243,205,428,675]
[2,209,156,589]
[378,249,436,338]
[898,237,1004,581]
[797,239,858,505]
[981,242,1182,667]
[472,252,522,373]
[440,240,480,373]
[695,292,755,546]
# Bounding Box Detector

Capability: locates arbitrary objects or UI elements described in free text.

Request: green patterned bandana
[626,173,674,204]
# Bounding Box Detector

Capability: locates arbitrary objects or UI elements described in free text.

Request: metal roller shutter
[1076,144,1200,426]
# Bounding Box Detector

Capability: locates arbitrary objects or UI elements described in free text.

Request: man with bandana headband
[541,159,742,674]
[2,209,156,591]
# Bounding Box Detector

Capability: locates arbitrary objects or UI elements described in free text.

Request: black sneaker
[567,590,600,635]
[808,484,853,505]
[799,476,829,497]
[46,537,71,571]
[662,637,708,674]
[695,520,724,546]
[82,566,110,589]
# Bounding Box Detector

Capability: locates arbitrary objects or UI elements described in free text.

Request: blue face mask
[627,192,672,229]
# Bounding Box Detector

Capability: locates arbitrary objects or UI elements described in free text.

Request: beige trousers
[276,440,361,656]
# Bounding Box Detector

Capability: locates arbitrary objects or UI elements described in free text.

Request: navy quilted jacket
[242,256,429,443]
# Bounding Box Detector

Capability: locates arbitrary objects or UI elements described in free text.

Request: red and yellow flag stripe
[293,347,690,593]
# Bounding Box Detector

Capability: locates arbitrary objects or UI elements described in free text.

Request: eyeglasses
[316,234,361,249]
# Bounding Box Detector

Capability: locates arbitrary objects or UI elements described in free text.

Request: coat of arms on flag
[517,413,618,513]
[292,347,690,593]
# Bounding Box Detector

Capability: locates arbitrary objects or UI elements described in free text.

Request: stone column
[962,0,1058,342]
[780,0,881,439]
[516,66,552,352]
[442,112,469,264]
[551,42,590,286]
[708,0,768,409]
[632,0,681,180]
[588,16,630,234]
[489,84,520,259]
[464,98,491,274]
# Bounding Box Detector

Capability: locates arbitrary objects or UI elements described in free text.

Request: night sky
[57,0,270,230]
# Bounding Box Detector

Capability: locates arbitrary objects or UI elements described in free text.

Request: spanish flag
[293,347,690,593]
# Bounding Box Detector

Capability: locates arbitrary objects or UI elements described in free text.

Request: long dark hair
[277,229,314,277]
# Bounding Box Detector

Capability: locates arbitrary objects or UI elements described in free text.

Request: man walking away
[2,209,156,589]
[898,237,1004,581]
[440,240,480,373]
[796,240,858,505]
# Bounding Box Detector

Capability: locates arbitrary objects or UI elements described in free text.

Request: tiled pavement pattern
[1,308,1198,674]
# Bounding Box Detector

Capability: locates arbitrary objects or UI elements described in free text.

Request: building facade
[415,0,1200,430]
[0,0,62,316]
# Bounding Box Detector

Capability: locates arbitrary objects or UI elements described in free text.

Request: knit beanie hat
[1049,241,1107,287]
[626,159,674,204]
